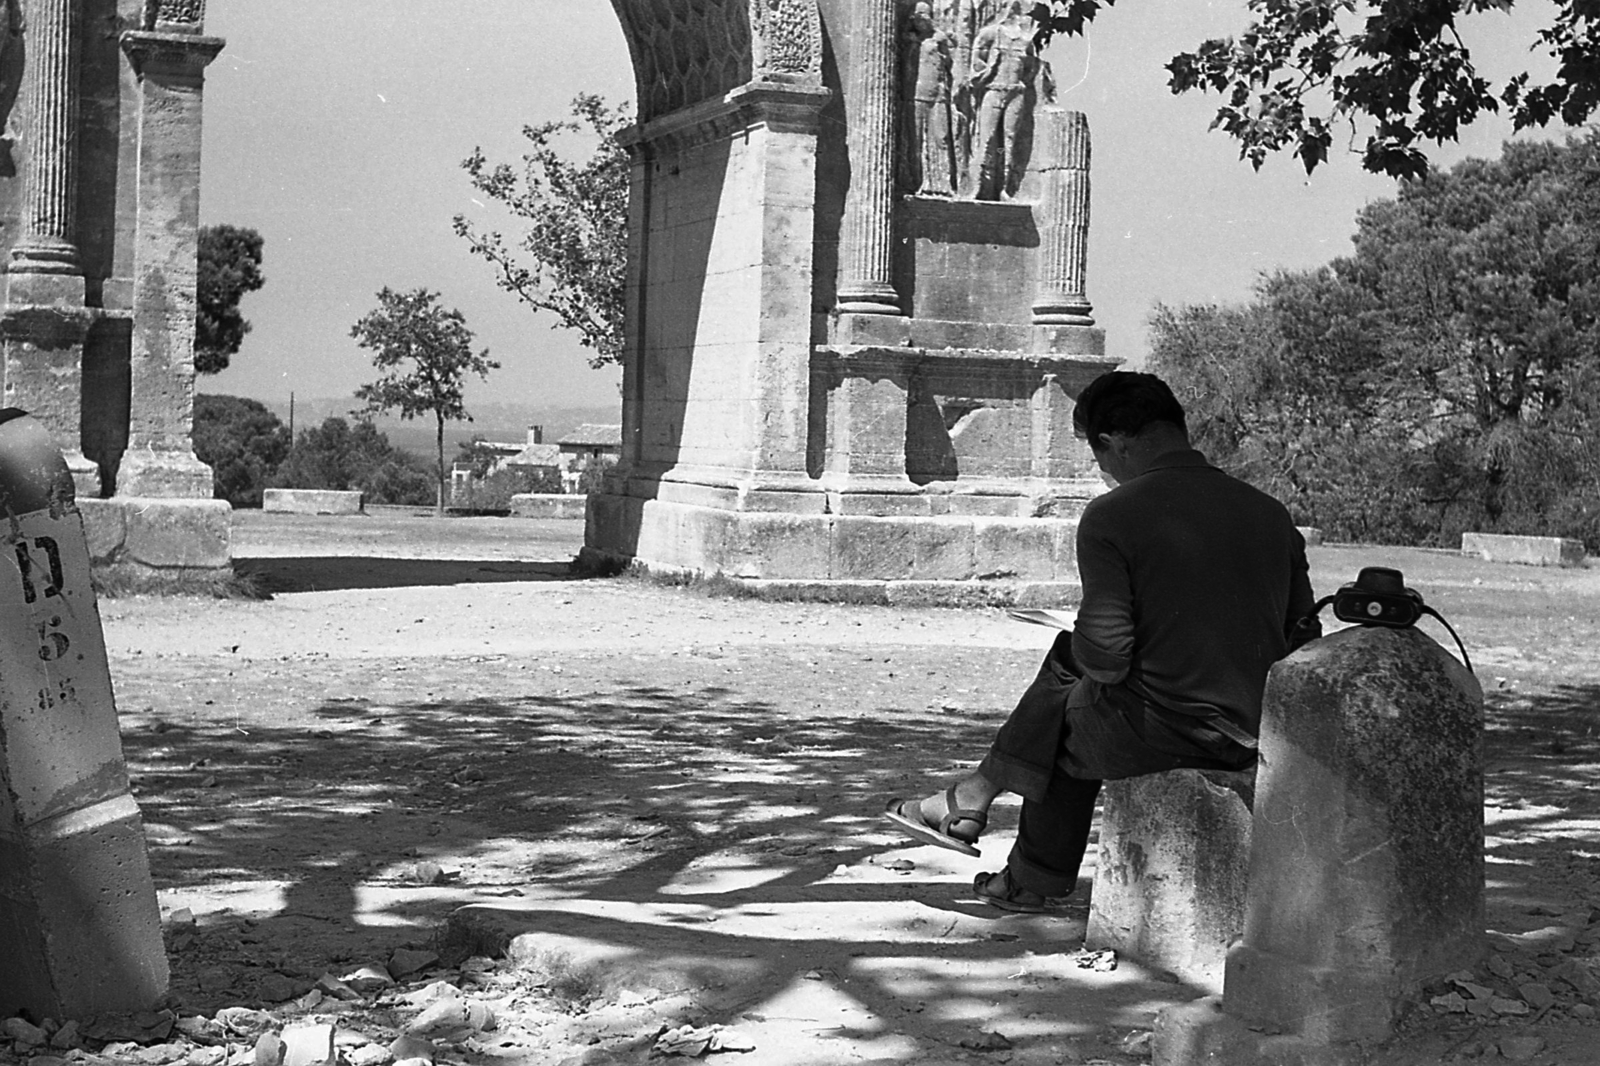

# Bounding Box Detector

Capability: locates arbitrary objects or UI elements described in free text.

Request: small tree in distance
[350,287,499,516]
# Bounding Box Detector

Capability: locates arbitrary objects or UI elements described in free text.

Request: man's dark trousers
[976,632,1256,897]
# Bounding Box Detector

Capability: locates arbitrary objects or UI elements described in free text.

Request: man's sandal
[972,867,1046,913]
[882,785,986,857]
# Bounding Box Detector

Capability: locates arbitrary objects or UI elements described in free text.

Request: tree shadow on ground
[120,651,1186,1054]
[234,556,579,592]
[1480,682,1600,922]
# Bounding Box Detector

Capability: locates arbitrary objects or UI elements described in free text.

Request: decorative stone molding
[142,0,204,33]
[748,0,821,80]
[120,30,224,80]
[619,78,829,157]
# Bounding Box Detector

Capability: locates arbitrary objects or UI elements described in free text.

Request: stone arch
[610,0,823,122]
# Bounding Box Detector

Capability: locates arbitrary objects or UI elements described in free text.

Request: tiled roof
[506,443,563,466]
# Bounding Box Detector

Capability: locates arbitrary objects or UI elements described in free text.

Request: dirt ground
[9,507,1600,1066]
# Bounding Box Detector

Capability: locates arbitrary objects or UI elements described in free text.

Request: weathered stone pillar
[2,0,98,493]
[1032,109,1094,327]
[1155,626,1484,1066]
[1087,768,1254,991]
[116,21,223,497]
[834,0,901,320]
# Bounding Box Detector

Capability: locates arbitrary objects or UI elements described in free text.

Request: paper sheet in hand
[1005,607,1078,630]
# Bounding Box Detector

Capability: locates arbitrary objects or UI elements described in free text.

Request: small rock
[132,1043,186,1065]
[3,1018,47,1046]
[1550,959,1600,996]
[387,948,439,978]
[315,974,361,1001]
[1452,979,1495,1000]
[1430,992,1467,1013]
[168,907,196,928]
[279,1023,335,1066]
[957,1030,1013,1051]
[173,1016,224,1044]
[254,1032,285,1066]
[1574,1003,1597,1019]
[406,998,494,1038]
[1497,1035,1547,1062]
[342,965,395,993]
[1120,1030,1153,1055]
[1518,982,1555,1010]
[346,1045,391,1066]
[1497,925,1578,954]
[402,981,461,1006]
[459,957,497,975]
[188,1048,228,1066]
[1490,997,1529,1016]
[216,1007,277,1038]
[405,862,446,885]
[388,1033,434,1062]
[48,1019,81,1049]
[1486,954,1515,979]
[83,1010,175,1043]
[293,990,324,1011]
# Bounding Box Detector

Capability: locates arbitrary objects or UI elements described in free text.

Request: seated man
[885,371,1318,911]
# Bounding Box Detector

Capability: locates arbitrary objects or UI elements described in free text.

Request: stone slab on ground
[263,489,363,516]
[79,497,231,572]
[508,493,587,520]
[1462,531,1586,567]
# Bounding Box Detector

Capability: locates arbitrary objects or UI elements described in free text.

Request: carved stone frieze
[748,0,821,79]
[613,0,820,122]
[142,0,203,31]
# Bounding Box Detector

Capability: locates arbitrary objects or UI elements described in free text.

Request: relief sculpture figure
[967,0,1055,200]
[900,1,957,196]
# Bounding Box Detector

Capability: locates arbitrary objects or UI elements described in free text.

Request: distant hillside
[204,394,621,462]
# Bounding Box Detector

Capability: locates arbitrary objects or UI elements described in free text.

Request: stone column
[1,0,98,493]
[834,0,901,320]
[1032,109,1094,326]
[116,25,223,497]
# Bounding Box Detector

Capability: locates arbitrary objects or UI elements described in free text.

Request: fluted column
[11,0,83,277]
[835,0,900,316]
[1032,109,1094,326]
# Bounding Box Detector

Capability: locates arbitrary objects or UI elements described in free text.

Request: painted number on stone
[14,536,64,603]
[37,615,70,661]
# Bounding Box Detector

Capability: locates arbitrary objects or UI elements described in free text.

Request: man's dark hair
[1072,371,1187,448]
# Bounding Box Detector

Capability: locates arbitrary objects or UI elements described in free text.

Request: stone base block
[115,447,214,498]
[1297,526,1324,547]
[508,493,587,519]
[584,490,1083,602]
[0,795,169,1019]
[1154,996,1368,1066]
[1461,531,1585,567]
[263,488,364,515]
[831,311,911,347]
[80,497,231,573]
[1087,768,1254,991]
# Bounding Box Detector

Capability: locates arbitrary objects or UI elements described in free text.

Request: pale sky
[197,0,1564,413]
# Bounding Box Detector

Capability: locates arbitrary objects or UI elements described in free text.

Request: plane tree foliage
[1028,0,1600,177]
[1149,134,1600,547]
[453,94,630,368]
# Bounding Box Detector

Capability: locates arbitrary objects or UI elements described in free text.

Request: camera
[1329,566,1424,629]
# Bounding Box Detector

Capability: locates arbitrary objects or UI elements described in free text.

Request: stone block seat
[1086,767,1255,990]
